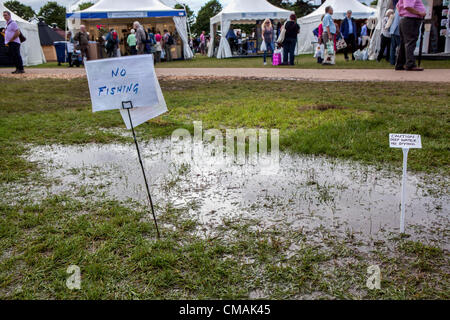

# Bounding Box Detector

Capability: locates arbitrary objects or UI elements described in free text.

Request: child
[314,44,324,64]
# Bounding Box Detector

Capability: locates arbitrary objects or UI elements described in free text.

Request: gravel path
[1,67,449,82]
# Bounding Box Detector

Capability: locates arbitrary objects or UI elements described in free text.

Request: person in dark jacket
[340,10,358,61]
[280,14,300,66]
[74,25,89,61]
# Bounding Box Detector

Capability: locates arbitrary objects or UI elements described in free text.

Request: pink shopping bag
[272,53,282,66]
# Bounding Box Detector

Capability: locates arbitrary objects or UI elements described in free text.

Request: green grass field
[28,54,450,69]
[0,77,449,299]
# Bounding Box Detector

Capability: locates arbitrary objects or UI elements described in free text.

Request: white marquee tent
[208,0,294,59]
[0,2,46,66]
[67,0,193,59]
[297,0,377,54]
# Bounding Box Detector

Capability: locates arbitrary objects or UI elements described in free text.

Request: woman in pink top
[318,15,324,44]
[199,31,206,55]
[155,32,162,63]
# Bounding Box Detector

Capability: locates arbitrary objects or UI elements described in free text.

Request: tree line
[3,0,315,35]
[190,0,315,37]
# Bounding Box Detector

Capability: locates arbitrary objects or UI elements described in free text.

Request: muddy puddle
[9,138,450,248]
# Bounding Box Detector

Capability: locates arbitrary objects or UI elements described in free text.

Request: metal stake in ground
[122,101,161,239]
[389,134,422,234]
[400,148,409,233]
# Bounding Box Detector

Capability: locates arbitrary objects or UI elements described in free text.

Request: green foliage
[267,0,315,18]
[290,0,316,17]
[3,0,35,21]
[192,0,222,37]
[78,2,95,11]
[38,1,66,29]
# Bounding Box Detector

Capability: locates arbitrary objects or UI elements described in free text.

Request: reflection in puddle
[14,140,450,248]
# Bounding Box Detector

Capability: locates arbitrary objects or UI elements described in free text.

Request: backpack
[313,27,319,37]
[167,35,174,46]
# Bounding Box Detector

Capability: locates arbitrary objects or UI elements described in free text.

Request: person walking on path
[74,25,89,62]
[340,10,357,61]
[3,10,24,74]
[389,9,401,65]
[395,0,427,71]
[278,14,300,66]
[261,19,274,66]
[134,22,146,55]
[127,29,137,55]
[377,9,394,62]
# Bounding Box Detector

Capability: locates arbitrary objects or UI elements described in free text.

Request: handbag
[19,31,26,43]
[336,38,347,51]
[276,21,287,45]
[260,41,267,52]
[272,48,282,66]
[326,40,335,55]
[323,41,335,65]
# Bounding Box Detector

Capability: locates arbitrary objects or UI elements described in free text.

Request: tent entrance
[210,18,288,58]
[224,19,284,58]
[81,18,183,58]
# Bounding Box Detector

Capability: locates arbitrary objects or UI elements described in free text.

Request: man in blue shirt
[340,10,358,61]
[322,6,336,44]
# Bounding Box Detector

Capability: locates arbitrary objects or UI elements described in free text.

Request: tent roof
[67,0,186,19]
[300,0,377,23]
[38,21,65,46]
[211,0,293,24]
[0,2,31,24]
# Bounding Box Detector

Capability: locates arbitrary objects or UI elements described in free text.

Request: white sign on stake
[85,55,167,238]
[85,55,167,128]
[389,133,422,233]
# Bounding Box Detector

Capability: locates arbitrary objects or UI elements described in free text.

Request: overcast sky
[23,0,372,14]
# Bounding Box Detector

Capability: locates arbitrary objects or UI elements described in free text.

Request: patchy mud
[7,138,449,249]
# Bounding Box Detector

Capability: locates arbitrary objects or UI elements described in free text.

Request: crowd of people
[0,0,434,74]
[256,0,428,71]
[64,21,176,67]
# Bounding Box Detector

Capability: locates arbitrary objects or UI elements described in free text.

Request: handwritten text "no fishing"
[97,68,140,96]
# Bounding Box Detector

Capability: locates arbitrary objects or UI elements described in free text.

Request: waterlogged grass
[0,195,448,299]
[1,77,448,183]
[0,77,448,299]
[28,54,450,69]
